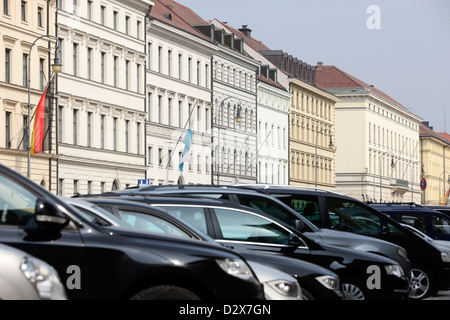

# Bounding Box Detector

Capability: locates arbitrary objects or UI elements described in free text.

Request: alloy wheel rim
[342,283,365,300]
[409,268,430,299]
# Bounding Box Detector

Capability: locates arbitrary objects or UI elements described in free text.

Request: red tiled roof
[151,0,213,42]
[316,65,405,108]
[157,0,208,25]
[420,122,450,144]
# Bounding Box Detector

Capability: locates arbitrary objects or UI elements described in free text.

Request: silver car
[0,243,67,300]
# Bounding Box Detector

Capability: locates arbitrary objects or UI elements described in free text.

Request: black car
[88,185,411,278]
[233,184,450,300]
[65,197,343,300]
[0,163,264,300]
[369,203,450,242]
[90,195,410,300]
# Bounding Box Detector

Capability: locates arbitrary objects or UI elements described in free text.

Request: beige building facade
[0,0,59,190]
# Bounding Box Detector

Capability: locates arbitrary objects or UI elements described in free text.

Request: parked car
[232,184,450,300]
[65,197,343,300]
[89,184,411,279]
[87,195,410,300]
[369,203,450,241]
[0,163,264,300]
[0,243,67,300]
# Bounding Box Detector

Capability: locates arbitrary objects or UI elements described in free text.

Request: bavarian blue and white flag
[179,128,192,173]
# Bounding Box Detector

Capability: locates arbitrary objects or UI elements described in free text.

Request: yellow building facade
[420,122,450,205]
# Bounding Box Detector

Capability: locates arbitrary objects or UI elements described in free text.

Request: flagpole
[164,99,198,184]
[27,34,62,179]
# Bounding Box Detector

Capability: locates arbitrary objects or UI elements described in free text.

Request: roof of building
[420,122,450,144]
[316,65,405,108]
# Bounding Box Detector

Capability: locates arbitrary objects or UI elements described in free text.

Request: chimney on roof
[239,25,252,37]
[317,61,323,70]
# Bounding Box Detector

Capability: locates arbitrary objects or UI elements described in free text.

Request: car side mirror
[34,197,69,229]
[295,219,306,231]
[288,233,303,247]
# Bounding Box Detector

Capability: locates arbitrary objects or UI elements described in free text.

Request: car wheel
[340,277,371,300]
[130,285,201,300]
[409,264,434,300]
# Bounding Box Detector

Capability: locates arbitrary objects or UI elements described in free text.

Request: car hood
[304,228,403,260]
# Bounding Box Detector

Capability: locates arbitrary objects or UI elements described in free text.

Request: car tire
[130,285,201,300]
[409,264,435,300]
[340,276,371,300]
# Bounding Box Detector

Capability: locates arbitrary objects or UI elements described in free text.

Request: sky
[175,0,450,133]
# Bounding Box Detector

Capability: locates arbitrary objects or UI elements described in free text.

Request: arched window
[112,179,120,191]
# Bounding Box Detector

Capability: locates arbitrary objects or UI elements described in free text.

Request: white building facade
[317,64,423,203]
[55,0,152,196]
[145,4,216,185]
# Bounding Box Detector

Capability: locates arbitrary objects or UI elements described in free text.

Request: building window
[125,60,130,90]
[137,122,140,154]
[168,50,172,76]
[87,48,92,80]
[73,43,78,76]
[113,117,117,151]
[37,7,43,27]
[58,106,63,143]
[73,180,78,196]
[125,16,130,35]
[147,42,152,69]
[5,111,11,148]
[113,11,118,30]
[188,57,192,82]
[178,53,182,79]
[87,181,92,194]
[137,63,141,93]
[5,49,10,83]
[113,56,118,86]
[21,1,26,21]
[100,5,105,25]
[101,52,106,83]
[87,112,92,147]
[22,115,28,150]
[148,146,153,165]
[100,114,105,149]
[23,53,28,87]
[178,100,182,127]
[73,109,78,145]
[137,20,141,39]
[147,92,152,121]
[39,58,44,90]
[158,95,162,123]
[3,0,9,15]
[168,97,172,126]
[158,46,162,73]
[125,120,129,152]
[58,179,64,196]
[87,0,92,20]
[197,61,200,85]
[158,148,163,166]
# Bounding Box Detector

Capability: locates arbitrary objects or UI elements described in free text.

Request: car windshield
[325,198,404,236]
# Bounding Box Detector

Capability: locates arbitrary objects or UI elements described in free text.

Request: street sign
[138,179,151,188]
[420,178,427,190]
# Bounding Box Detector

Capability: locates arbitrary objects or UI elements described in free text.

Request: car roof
[368,202,443,213]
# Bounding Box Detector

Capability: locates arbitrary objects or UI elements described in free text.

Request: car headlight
[20,256,67,300]
[385,264,405,278]
[267,280,302,299]
[397,247,408,259]
[216,258,255,281]
[316,275,340,290]
[441,252,450,263]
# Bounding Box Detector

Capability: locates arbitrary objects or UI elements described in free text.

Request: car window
[327,199,406,236]
[0,173,37,226]
[235,194,298,227]
[397,213,427,233]
[153,205,208,234]
[265,194,321,228]
[214,208,290,245]
[430,213,450,235]
[117,209,191,238]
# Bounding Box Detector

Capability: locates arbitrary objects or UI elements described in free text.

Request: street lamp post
[379,153,395,202]
[215,96,242,185]
[314,128,334,189]
[27,35,62,179]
